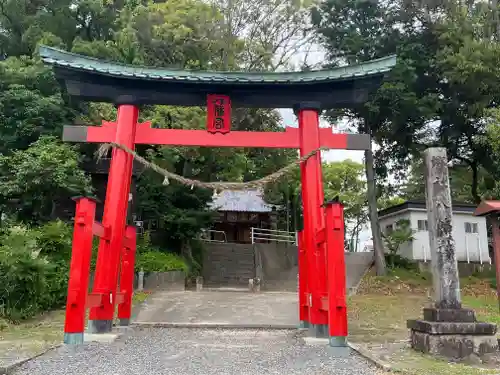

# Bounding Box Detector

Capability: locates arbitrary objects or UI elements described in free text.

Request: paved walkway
[135,291,298,327]
[133,250,374,327]
[12,328,381,375]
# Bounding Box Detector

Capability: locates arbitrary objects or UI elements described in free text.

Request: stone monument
[407,147,498,360]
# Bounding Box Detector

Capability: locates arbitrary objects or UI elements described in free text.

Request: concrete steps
[203,243,256,287]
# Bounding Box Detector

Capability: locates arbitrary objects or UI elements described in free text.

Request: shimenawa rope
[96,142,328,191]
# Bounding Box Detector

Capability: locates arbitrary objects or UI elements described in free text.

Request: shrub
[35,221,72,309]
[135,251,188,273]
[134,231,188,273]
[384,254,417,271]
[39,260,69,311]
[36,220,73,262]
[0,225,52,321]
[0,222,71,321]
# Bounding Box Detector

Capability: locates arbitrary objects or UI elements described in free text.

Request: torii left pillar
[295,102,329,337]
[88,104,138,333]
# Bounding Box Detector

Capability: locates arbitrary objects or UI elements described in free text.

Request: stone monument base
[408,308,498,360]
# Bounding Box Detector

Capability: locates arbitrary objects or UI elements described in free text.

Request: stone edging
[0,344,62,375]
[132,322,300,330]
[348,342,396,373]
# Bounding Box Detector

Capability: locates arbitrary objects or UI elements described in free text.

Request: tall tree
[312,0,403,274]
[312,0,500,273]
[0,136,92,224]
[266,159,369,248]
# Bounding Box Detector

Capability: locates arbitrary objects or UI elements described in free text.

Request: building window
[385,224,394,235]
[417,220,428,231]
[465,222,478,234]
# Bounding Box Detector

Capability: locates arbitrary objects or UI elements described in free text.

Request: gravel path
[12,328,379,375]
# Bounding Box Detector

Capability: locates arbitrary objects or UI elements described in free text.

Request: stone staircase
[202,243,256,287]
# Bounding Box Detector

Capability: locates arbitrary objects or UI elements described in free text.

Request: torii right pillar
[474,200,500,313]
[295,102,329,337]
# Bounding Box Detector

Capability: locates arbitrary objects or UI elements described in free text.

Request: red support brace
[63,197,97,344]
[297,105,328,334]
[89,105,138,333]
[298,230,309,327]
[117,226,137,325]
[325,201,348,346]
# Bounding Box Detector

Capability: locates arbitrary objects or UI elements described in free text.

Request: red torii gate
[40,46,396,346]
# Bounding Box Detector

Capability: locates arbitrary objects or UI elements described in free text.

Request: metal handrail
[200,229,227,243]
[251,227,297,245]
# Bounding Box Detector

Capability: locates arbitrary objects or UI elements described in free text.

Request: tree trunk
[491,0,500,40]
[364,145,387,276]
[471,161,480,204]
[181,241,195,269]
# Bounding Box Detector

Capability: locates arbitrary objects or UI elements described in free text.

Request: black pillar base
[88,319,113,334]
[308,324,329,338]
[118,318,130,327]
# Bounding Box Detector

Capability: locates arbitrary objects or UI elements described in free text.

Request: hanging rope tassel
[95,142,327,191]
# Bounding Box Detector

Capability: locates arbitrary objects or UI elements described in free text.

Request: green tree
[0,57,74,154]
[266,159,368,248]
[0,136,92,224]
[322,160,367,247]
[382,219,414,269]
[312,0,500,273]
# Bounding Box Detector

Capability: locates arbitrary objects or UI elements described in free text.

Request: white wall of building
[379,209,490,263]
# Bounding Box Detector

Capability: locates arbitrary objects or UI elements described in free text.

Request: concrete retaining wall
[202,243,376,292]
[89,270,186,292]
[254,243,298,292]
[136,270,186,291]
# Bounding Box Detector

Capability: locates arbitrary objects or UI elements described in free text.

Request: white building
[378,200,490,264]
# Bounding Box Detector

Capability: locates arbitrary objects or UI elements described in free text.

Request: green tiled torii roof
[39,45,396,108]
[39,46,396,84]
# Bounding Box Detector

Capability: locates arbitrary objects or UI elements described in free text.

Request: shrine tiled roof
[39,46,396,85]
[209,189,275,213]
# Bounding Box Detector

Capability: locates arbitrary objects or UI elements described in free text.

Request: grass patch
[0,310,65,343]
[0,310,65,367]
[389,349,499,375]
[350,267,500,374]
[348,294,428,343]
[356,268,432,296]
[132,291,151,305]
[463,295,500,325]
[378,268,432,286]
